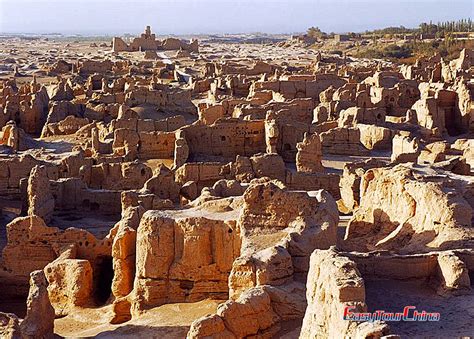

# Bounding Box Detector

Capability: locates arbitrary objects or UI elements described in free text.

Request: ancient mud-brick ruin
[0,21,473,338]
[112,26,198,53]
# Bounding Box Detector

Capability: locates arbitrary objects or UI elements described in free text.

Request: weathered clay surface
[0,20,473,339]
[344,164,474,253]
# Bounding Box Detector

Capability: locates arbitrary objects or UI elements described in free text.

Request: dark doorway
[444,107,462,136]
[93,256,113,305]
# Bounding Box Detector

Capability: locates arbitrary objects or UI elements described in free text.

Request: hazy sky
[0,0,472,35]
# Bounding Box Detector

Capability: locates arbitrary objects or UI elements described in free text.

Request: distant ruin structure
[112,25,199,53]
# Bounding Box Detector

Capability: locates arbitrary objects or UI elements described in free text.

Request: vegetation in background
[307,19,473,40]
[419,19,473,36]
[362,19,473,39]
[353,38,474,63]
[355,44,412,59]
[306,19,474,63]
[307,27,328,39]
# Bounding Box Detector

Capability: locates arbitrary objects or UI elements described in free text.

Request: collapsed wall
[1,215,112,316]
[0,270,55,339]
[345,164,474,253]
[300,248,388,339]
[182,119,266,160]
[300,247,474,339]
[187,181,339,337]
[131,208,241,315]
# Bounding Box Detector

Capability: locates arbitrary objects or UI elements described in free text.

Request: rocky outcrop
[186,181,338,337]
[0,313,22,339]
[228,153,286,183]
[436,251,471,294]
[228,181,339,298]
[111,226,136,299]
[357,123,394,150]
[296,132,323,173]
[345,164,474,252]
[339,158,387,213]
[20,270,55,338]
[188,287,280,338]
[27,165,55,223]
[391,134,420,163]
[300,248,368,339]
[320,127,369,155]
[44,245,93,316]
[41,115,89,137]
[3,216,59,277]
[173,129,189,169]
[418,141,448,164]
[2,214,112,319]
[130,208,241,315]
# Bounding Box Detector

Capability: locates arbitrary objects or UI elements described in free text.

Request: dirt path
[54,299,223,338]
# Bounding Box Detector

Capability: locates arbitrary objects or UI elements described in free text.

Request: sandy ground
[365,279,474,338]
[54,299,223,338]
[0,35,364,85]
[199,42,319,68]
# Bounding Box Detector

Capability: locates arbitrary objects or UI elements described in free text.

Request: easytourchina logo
[343,306,441,322]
